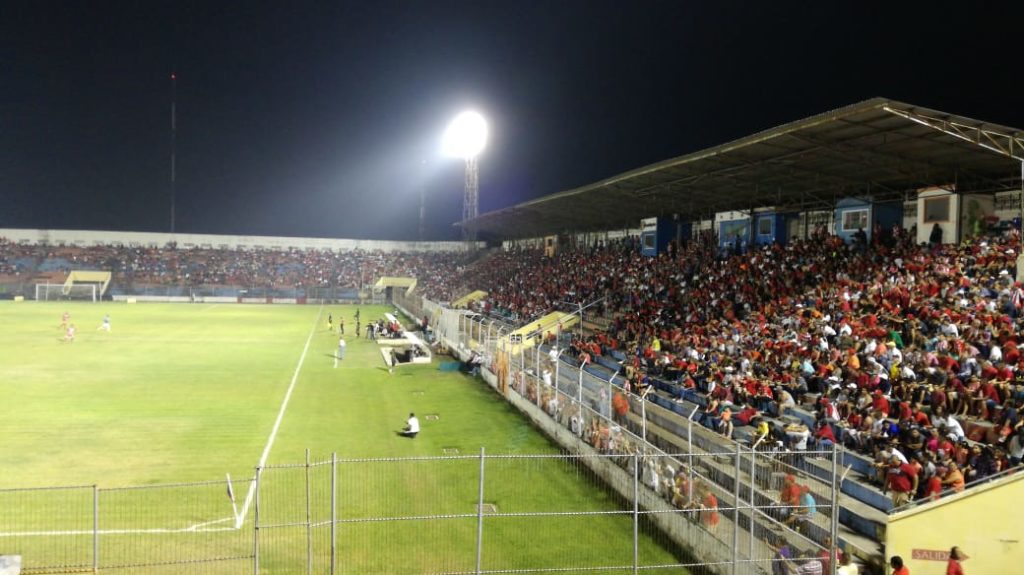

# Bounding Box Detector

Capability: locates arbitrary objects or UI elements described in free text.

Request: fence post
[254,466,262,575]
[577,363,584,406]
[519,342,525,376]
[632,452,640,575]
[93,485,99,575]
[748,446,756,564]
[686,410,697,503]
[534,341,540,384]
[305,449,313,575]
[554,349,561,398]
[476,447,486,575]
[830,444,840,575]
[732,443,741,575]
[535,347,543,409]
[331,452,338,575]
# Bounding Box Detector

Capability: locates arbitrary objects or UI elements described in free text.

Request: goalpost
[35,283,97,302]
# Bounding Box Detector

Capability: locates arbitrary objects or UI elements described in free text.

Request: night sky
[3,1,1021,241]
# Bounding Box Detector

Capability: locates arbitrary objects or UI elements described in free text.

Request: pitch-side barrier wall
[885,470,1024,574]
[111,296,300,304]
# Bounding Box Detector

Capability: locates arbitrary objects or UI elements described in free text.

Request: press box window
[923,197,951,223]
[841,209,868,232]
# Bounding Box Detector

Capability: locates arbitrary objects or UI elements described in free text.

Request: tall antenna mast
[170,72,177,234]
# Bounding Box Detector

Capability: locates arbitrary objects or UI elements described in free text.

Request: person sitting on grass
[399,413,419,438]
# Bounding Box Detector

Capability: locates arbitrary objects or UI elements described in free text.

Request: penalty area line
[235,304,323,528]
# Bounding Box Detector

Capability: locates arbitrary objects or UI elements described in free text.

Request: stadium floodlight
[443,111,488,243]
[442,111,488,159]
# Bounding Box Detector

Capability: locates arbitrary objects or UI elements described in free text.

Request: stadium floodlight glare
[444,111,488,243]
[442,111,488,159]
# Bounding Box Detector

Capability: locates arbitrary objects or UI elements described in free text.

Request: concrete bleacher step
[640,394,888,540]
[551,353,886,558]
[630,409,882,561]
[583,354,890,514]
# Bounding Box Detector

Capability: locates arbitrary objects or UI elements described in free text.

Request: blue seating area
[38,258,71,271]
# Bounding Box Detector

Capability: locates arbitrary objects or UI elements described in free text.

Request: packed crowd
[0,239,469,291]
[0,238,36,277]
[463,225,1024,507]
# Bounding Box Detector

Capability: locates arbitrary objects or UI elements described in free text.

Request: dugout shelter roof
[465,97,1024,239]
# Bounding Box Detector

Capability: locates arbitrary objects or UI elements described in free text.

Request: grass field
[0,302,687,574]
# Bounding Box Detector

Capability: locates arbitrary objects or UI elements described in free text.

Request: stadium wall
[885,470,1024,574]
[0,227,477,253]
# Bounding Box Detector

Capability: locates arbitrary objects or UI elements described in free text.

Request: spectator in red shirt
[872,390,891,417]
[946,546,966,575]
[886,456,919,507]
[814,419,837,449]
[890,555,909,575]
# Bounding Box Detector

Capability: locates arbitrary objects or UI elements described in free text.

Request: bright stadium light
[443,111,488,243]
[442,111,488,159]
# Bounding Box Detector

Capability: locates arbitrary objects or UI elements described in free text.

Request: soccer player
[97,314,111,332]
[59,311,70,330]
[338,317,345,334]
[335,336,346,368]
[327,313,334,331]
[63,323,76,343]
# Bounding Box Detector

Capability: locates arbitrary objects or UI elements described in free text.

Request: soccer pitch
[0,302,686,574]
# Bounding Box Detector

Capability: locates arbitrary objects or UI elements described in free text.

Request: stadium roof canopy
[465,97,1024,239]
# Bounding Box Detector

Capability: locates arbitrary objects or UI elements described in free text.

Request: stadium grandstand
[3,97,1023,574]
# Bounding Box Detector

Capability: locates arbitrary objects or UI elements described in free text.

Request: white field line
[0,526,238,537]
[187,517,233,531]
[235,305,323,528]
[1,306,323,538]
[76,337,294,344]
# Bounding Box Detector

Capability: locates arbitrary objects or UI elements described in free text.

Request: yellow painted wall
[886,472,1023,574]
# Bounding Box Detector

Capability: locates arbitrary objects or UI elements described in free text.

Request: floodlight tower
[442,111,488,243]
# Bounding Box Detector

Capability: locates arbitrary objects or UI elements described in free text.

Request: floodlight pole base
[462,156,479,244]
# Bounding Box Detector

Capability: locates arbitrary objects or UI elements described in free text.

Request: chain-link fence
[0,477,254,575]
[0,447,836,575]
[399,294,845,575]
[2,294,840,575]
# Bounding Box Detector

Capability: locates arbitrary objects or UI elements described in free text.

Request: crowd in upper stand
[463,226,1024,504]
[0,240,468,291]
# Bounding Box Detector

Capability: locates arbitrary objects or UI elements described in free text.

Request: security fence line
[2,295,841,575]
[0,448,835,575]
[415,301,844,575]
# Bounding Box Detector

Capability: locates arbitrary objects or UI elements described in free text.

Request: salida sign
[912,549,950,561]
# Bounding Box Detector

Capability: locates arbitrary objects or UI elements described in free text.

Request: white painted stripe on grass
[0,526,238,537]
[0,518,236,538]
[235,304,323,528]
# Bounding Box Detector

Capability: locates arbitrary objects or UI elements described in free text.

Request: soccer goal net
[35,283,97,302]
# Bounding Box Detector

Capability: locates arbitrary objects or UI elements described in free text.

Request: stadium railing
[407,294,846,575]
